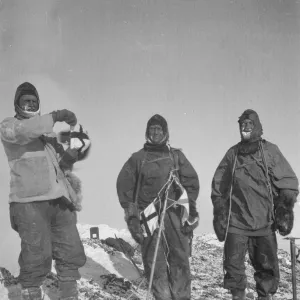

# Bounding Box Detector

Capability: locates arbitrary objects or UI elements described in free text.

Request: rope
[133,151,148,206]
[162,230,170,272]
[222,145,239,275]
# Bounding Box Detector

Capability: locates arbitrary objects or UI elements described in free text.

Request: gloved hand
[127,217,144,245]
[51,109,77,127]
[275,189,297,236]
[275,209,294,236]
[213,200,229,242]
[59,148,78,170]
[181,213,199,235]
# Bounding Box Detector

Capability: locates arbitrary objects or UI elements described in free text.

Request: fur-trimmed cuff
[213,200,229,242]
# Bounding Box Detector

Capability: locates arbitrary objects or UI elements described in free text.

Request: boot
[231,289,246,300]
[58,280,78,300]
[21,287,42,300]
[257,296,274,300]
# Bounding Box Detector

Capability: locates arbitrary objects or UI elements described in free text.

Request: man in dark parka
[211,109,299,300]
[117,114,200,300]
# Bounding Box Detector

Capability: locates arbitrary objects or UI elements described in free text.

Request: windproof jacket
[211,140,298,232]
[117,146,199,216]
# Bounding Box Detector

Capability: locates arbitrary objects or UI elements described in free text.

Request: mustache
[23,104,39,112]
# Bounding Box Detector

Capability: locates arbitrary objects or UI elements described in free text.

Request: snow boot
[231,289,246,300]
[58,280,78,300]
[21,287,42,300]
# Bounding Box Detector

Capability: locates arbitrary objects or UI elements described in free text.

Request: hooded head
[14,82,40,119]
[238,109,263,142]
[145,114,169,144]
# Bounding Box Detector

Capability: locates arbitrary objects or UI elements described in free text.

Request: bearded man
[0,82,87,300]
[211,109,299,300]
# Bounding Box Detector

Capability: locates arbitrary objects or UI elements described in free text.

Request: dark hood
[145,114,169,142]
[238,109,263,142]
[14,82,40,108]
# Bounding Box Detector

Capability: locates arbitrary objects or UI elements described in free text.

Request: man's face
[240,119,254,141]
[19,95,39,112]
[149,124,164,144]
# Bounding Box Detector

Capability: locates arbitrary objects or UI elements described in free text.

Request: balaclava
[238,109,263,143]
[14,82,40,119]
[145,114,169,144]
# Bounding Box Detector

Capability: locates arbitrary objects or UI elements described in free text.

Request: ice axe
[284,236,300,300]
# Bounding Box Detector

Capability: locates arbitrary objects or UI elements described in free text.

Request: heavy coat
[117,146,199,216]
[211,139,298,241]
[0,114,82,210]
[117,144,199,300]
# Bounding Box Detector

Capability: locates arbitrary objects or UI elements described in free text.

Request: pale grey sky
[0,0,299,273]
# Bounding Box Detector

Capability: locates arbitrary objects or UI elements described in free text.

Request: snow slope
[0,224,299,300]
[0,224,142,300]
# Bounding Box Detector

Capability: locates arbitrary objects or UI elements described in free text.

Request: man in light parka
[0,82,86,300]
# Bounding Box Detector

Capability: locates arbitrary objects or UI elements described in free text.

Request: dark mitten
[59,148,78,170]
[127,217,144,244]
[51,109,77,126]
[275,189,297,236]
[213,200,229,242]
[124,202,139,222]
[181,212,199,234]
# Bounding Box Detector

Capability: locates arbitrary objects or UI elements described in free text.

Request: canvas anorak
[117,137,199,300]
[212,140,298,233]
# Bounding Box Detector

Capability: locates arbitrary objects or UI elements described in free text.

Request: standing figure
[211,109,299,300]
[117,114,200,300]
[0,82,87,300]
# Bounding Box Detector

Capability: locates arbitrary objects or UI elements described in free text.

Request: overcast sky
[0,0,299,274]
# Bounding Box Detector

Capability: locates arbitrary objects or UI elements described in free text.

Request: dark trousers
[9,199,86,288]
[224,232,280,297]
[141,207,191,300]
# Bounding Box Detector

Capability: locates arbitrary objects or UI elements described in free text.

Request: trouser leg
[10,201,52,293]
[51,199,86,299]
[223,233,248,292]
[141,207,192,300]
[165,208,191,300]
[142,229,172,300]
[248,233,279,298]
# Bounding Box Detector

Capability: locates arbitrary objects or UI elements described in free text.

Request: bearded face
[19,94,39,113]
[240,119,254,141]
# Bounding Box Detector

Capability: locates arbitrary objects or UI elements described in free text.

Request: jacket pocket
[11,156,51,198]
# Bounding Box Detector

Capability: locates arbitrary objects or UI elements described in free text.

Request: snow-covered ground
[1,223,299,300]
[0,224,142,300]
